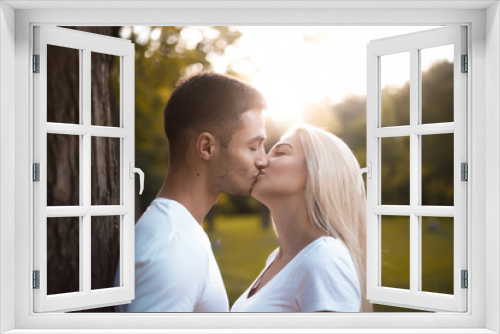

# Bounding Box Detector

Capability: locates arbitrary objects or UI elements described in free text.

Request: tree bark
[46,27,120,312]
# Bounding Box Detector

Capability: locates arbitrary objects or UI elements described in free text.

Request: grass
[205,214,279,306]
[205,214,453,312]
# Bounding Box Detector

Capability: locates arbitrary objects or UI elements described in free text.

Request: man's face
[212,109,268,196]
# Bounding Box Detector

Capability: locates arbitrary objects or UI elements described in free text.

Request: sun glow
[251,73,307,122]
[208,26,441,123]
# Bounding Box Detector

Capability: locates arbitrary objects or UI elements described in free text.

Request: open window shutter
[33,26,135,312]
[365,26,467,312]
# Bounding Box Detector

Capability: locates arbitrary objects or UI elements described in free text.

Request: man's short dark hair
[164,72,266,164]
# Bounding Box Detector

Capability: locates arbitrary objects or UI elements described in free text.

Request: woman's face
[251,131,308,202]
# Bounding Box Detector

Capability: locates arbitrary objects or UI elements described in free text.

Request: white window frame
[32,26,136,313]
[366,26,468,312]
[0,1,499,333]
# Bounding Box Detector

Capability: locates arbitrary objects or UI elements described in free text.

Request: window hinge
[33,163,40,182]
[33,270,40,289]
[461,162,468,181]
[33,54,40,73]
[461,270,468,289]
[461,54,468,73]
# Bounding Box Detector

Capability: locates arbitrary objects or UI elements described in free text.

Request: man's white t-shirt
[231,236,360,312]
[114,198,229,312]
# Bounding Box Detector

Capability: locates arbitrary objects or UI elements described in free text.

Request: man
[115,72,268,312]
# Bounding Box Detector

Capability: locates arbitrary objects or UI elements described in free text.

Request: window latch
[129,162,144,195]
[357,161,372,195]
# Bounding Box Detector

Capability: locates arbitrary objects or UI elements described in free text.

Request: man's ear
[195,132,217,161]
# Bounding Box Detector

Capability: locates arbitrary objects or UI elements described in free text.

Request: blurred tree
[303,100,340,134]
[333,94,367,168]
[381,81,411,127]
[420,61,454,205]
[422,61,454,124]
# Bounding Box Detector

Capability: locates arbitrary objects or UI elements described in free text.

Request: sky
[126,26,454,122]
[207,26,453,121]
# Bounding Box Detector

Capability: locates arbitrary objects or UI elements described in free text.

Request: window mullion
[82,48,92,294]
[373,205,454,216]
[78,48,84,294]
[410,47,420,295]
[89,126,130,138]
[90,206,129,216]
[82,214,91,293]
[373,123,455,138]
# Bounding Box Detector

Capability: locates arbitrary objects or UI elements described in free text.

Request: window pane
[47,217,80,295]
[421,133,454,206]
[47,134,80,206]
[421,45,454,124]
[381,52,410,127]
[91,216,121,290]
[91,52,121,127]
[421,217,454,294]
[381,137,410,205]
[47,45,81,124]
[91,137,121,205]
[381,215,410,290]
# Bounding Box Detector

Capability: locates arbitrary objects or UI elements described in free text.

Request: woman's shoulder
[299,237,354,270]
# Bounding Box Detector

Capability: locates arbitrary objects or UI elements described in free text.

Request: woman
[231,124,372,312]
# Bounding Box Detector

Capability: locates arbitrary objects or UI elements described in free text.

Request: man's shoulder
[135,207,207,259]
[137,233,208,268]
[136,199,198,238]
[137,198,190,226]
[135,225,208,260]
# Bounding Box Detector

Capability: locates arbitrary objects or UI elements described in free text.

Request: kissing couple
[115,72,372,313]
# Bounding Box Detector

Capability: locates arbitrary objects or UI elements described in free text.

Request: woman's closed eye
[269,143,293,157]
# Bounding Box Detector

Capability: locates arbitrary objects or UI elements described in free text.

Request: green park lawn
[205,214,279,306]
[205,214,453,313]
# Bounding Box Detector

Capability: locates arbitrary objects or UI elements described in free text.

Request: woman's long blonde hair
[289,124,372,312]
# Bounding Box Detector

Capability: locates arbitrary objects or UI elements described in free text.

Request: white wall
[486,2,500,333]
[0,2,16,333]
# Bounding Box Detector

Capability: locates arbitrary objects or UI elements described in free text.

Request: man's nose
[255,154,269,169]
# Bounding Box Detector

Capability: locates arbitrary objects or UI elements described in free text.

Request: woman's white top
[231,236,361,312]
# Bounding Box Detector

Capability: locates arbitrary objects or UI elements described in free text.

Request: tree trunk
[46,27,120,312]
